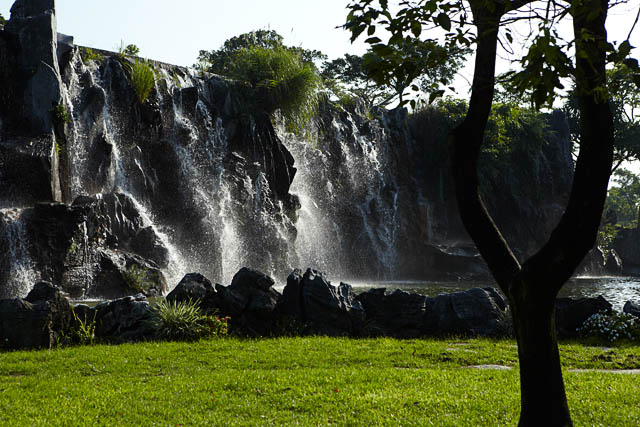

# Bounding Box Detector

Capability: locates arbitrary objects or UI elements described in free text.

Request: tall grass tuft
[148,299,229,341]
[226,46,322,134]
[125,60,156,104]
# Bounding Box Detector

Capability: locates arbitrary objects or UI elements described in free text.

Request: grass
[0,338,639,425]
[125,59,156,104]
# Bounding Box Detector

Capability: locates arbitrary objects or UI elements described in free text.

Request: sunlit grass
[0,337,638,426]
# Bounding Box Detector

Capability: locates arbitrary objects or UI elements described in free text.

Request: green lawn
[0,338,638,426]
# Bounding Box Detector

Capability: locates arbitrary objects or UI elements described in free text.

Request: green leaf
[366,37,382,44]
[411,21,422,38]
[436,13,452,31]
[429,89,445,104]
[368,26,376,36]
[623,58,639,71]
[505,32,513,44]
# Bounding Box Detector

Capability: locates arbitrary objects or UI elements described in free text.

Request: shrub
[125,60,156,104]
[51,103,71,124]
[147,299,229,341]
[578,310,640,343]
[225,46,322,134]
[79,47,103,64]
[122,264,153,292]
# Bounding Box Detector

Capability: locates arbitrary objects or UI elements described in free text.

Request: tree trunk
[510,284,572,426]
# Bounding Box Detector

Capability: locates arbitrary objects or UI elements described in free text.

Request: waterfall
[0,209,38,298]
[277,109,400,280]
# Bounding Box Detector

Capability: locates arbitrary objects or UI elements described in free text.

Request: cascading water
[0,209,38,298]
[277,108,401,280]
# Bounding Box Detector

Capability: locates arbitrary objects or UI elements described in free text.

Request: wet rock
[422,287,508,337]
[93,293,155,342]
[87,249,166,300]
[623,301,640,318]
[575,247,607,276]
[166,273,219,313]
[278,268,365,336]
[0,281,73,349]
[215,267,281,336]
[612,228,640,276]
[355,288,427,337]
[555,296,613,338]
[422,244,491,280]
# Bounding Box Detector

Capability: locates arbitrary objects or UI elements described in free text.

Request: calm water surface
[346,277,640,311]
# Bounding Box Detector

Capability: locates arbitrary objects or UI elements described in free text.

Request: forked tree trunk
[448,0,612,425]
[510,285,571,426]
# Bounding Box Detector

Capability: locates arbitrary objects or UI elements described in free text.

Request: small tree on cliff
[347,0,637,425]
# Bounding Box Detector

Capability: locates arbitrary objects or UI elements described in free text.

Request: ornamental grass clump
[226,46,322,134]
[148,299,229,341]
[578,310,640,343]
[125,59,156,104]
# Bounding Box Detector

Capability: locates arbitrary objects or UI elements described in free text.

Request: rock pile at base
[0,267,633,350]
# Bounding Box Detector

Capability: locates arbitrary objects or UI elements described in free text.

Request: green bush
[578,310,640,343]
[71,308,97,346]
[225,46,322,133]
[125,60,156,104]
[122,264,153,292]
[148,299,229,341]
[79,47,103,64]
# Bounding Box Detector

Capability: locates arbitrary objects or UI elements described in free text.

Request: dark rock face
[93,293,155,342]
[356,288,427,338]
[0,194,168,299]
[0,281,73,349]
[166,273,219,312]
[612,228,640,276]
[278,268,365,336]
[555,296,613,338]
[422,287,509,337]
[4,0,63,134]
[215,267,281,336]
[623,301,640,318]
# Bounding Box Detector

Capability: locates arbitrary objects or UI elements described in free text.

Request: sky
[0,0,370,66]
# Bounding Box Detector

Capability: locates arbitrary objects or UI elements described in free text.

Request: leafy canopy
[565,63,640,171]
[345,0,640,109]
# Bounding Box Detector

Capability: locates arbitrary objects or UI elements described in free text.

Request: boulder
[93,293,155,342]
[86,249,166,299]
[0,281,73,349]
[278,268,365,336]
[623,301,640,318]
[555,296,612,338]
[166,273,219,312]
[422,287,508,337]
[423,244,491,280]
[355,288,427,337]
[215,267,280,336]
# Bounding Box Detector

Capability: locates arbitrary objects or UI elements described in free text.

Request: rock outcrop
[0,281,73,349]
[555,296,613,338]
[277,268,365,336]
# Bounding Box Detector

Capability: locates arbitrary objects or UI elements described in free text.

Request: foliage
[224,46,322,133]
[123,44,140,56]
[196,29,326,74]
[0,13,6,28]
[147,299,229,341]
[70,308,97,346]
[51,103,71,124]
[604,168,640,227]
[578,311,640,343]
[321,53,395,108]
[564,64,640,171]
[1,338,640,425]
[79,47,103,64]
[196,30,323,133]
[122,264,153,292]
[124,60,156,104]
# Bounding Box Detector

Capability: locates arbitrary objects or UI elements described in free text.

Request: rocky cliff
[0,0,578,299]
